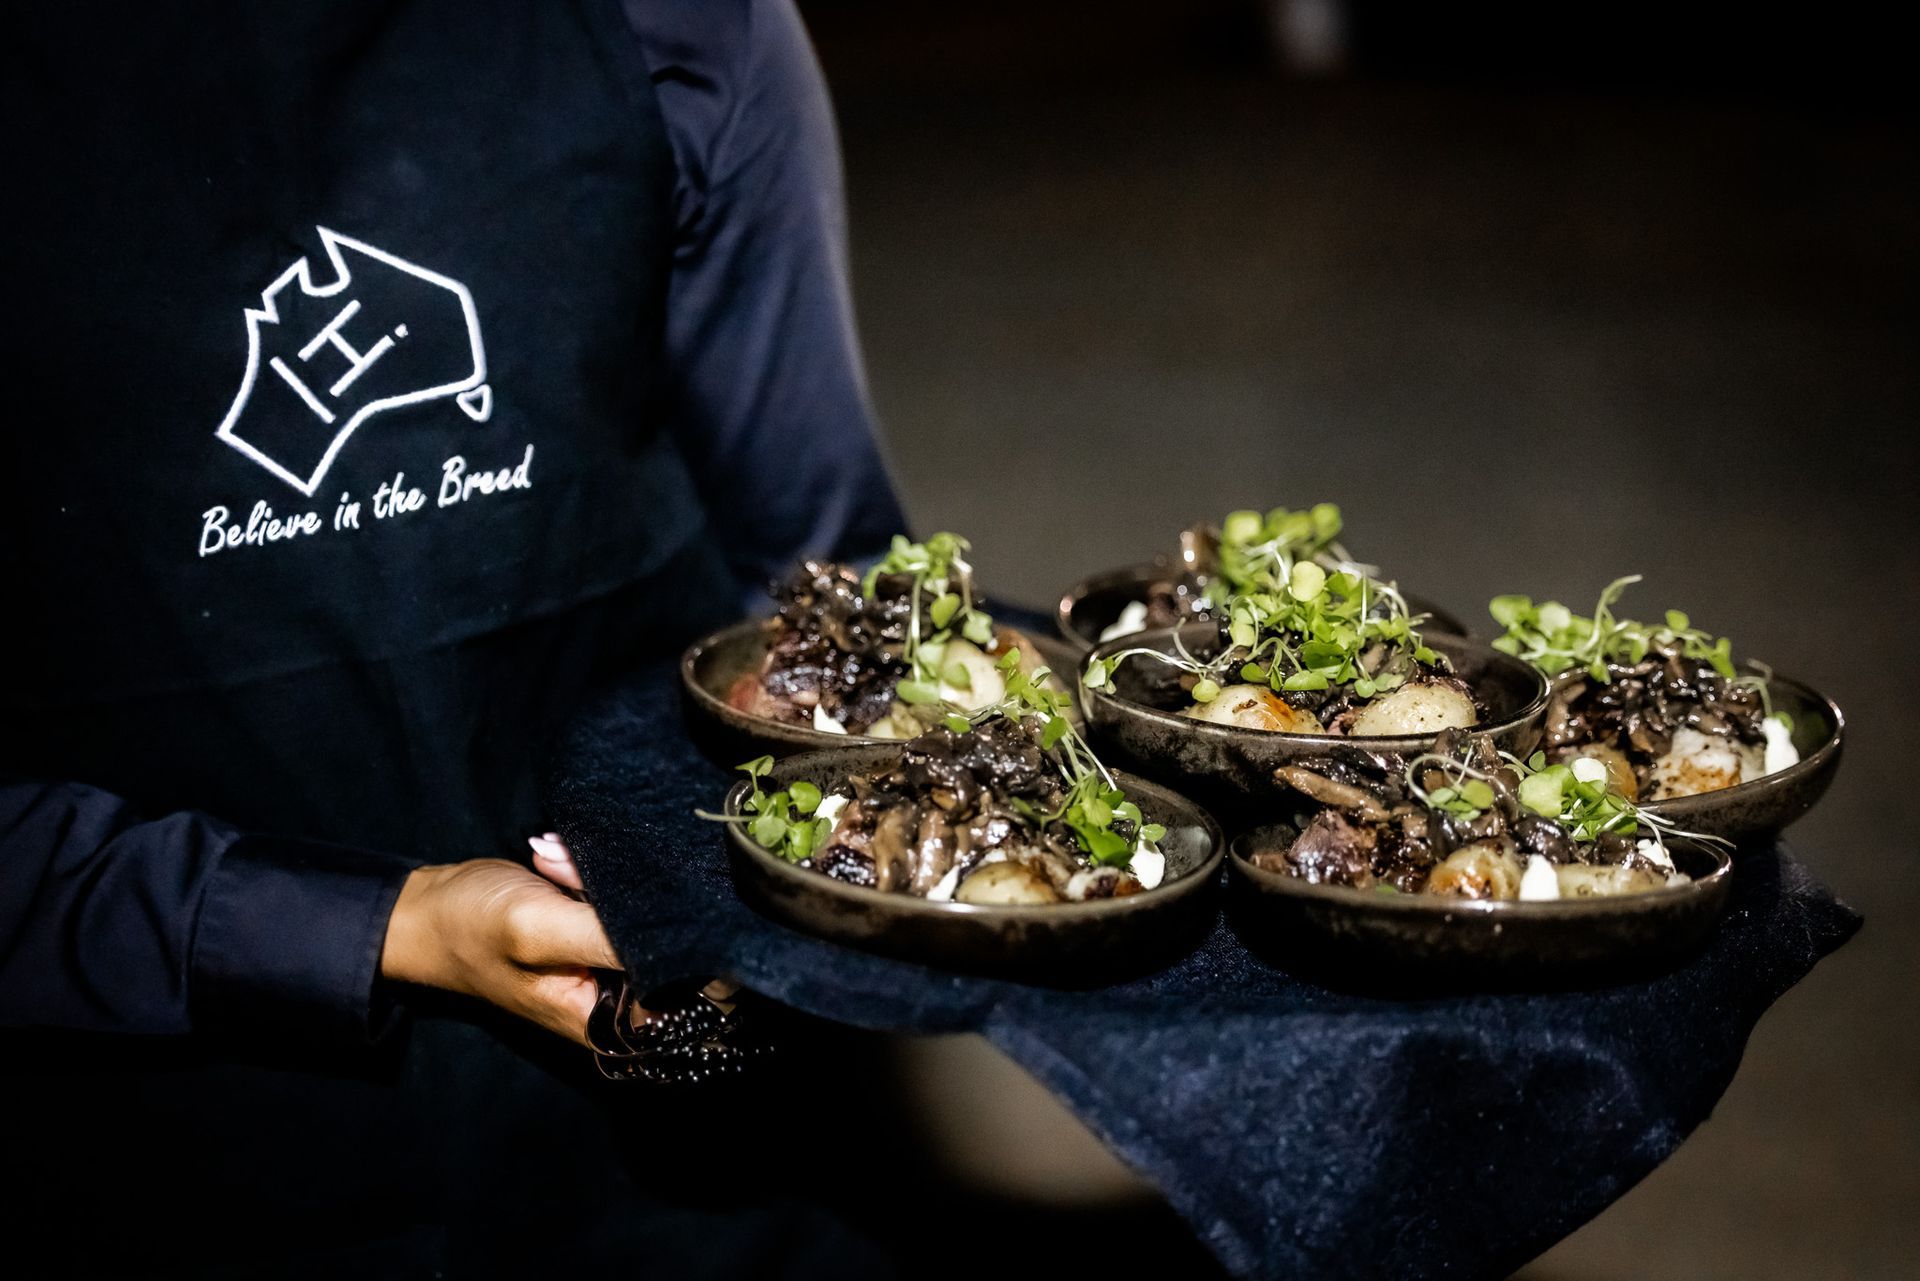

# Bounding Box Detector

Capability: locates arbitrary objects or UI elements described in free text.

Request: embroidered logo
[215,227,491,496]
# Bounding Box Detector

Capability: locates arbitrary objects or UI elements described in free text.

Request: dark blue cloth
[549,648,1861,1281]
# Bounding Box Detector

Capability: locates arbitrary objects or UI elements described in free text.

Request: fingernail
[528,836,568,862]
[542,832,561,843]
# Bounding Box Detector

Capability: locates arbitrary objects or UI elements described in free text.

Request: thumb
[511,892,622,971]
[528,833,585,891]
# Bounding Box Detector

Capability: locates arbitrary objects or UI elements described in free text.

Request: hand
[380,836,614,1046]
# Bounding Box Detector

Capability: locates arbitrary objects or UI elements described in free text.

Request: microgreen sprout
[1085,565,1438,702]
[952,652,1163,867]
[1489,575,1738,684]
[1400,744,1731,860]
[862,533,996,695]
[1728,660,1795,734]
[1210,502,1350,602]
[1401,752,1499,818]
[706,657,1163,873]
[696,755,838,864]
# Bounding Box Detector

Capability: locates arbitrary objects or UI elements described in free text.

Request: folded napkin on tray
[546,652,1859,1281]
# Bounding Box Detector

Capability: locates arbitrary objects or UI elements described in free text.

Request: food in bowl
[726,532,1049,739]
[1097,503,1427,641]
[1084,530,1474,738]
[1489,576,1800,800]
[1247,728,1726,901]
[711,654,1168,902]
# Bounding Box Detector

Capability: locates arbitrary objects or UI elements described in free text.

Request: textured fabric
[192,833,419,1040]
[549,646,1862,1281]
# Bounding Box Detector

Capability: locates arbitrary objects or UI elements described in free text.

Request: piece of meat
[814,845,876,887]
[1278,809,1379,886]
[869,805,917,893]
[1273,765,1391,820]
[908,809,957,896]
[727,673,802,723]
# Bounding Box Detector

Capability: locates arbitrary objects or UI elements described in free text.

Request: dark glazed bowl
[721,746,1225,981]
[680,619,1081,762]
[1080,624,1549,805]
[1554,667,1845,847]
[1229,823,1733,983]
[1055,560,1470,655]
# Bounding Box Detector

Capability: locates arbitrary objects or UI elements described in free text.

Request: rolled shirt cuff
[191,834,420,1042]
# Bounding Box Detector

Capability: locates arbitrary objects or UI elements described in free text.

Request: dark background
[801,2,1916,1276]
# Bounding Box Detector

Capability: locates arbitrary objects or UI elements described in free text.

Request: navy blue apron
[0,5,882,1275]
[2,0,729,855]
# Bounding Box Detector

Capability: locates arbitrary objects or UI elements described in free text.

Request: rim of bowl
[721,755,1225,919]
[681,620,1083,750]
[681,618,897,747]
[1229,828,1732,918]
[1056,560,1177,645]
[1082,623,1550,750]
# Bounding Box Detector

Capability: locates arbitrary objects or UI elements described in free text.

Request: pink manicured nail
[528,836,569,863]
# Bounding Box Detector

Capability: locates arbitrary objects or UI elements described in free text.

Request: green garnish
[1401,745,1730,855]
[1489,575,1737,683]
[862,532,997,691]
[1085,565,1436,701]
[703,656,1163,873]
[1511,752,1643,843]
[695,755,837,864]
[1210,503,1346,601]
[1084,501,1437,701]
[960,652,1161,866]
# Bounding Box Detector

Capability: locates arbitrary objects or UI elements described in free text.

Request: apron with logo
[3,0,729,855]
[0,5,821,1274]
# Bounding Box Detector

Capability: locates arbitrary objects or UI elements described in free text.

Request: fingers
[528,833,584,891]
[506,891,622,971]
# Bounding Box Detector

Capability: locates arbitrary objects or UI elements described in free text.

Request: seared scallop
[1346,677,1478,737]
[935,637,1008,710]
[1424,838,1524,900]
[1554,863,1672,897]
[1648,727,1762,800]
[1181,684,1325,734]
[953,860,1062,905]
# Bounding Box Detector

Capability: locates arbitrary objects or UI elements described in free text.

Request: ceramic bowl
[1080,624,1549,806]
[720,746,1224,981]
[1055,560,1469,655]
[1229,822,1733,982]
[681,619,1081,761]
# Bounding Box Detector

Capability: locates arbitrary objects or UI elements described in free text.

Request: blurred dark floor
[808,4,1918,1278]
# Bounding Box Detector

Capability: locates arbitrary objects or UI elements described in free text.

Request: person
[0,2,904,1274]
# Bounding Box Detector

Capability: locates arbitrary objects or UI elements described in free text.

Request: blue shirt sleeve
[0,778,416,1039]
[626,0,907,596]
